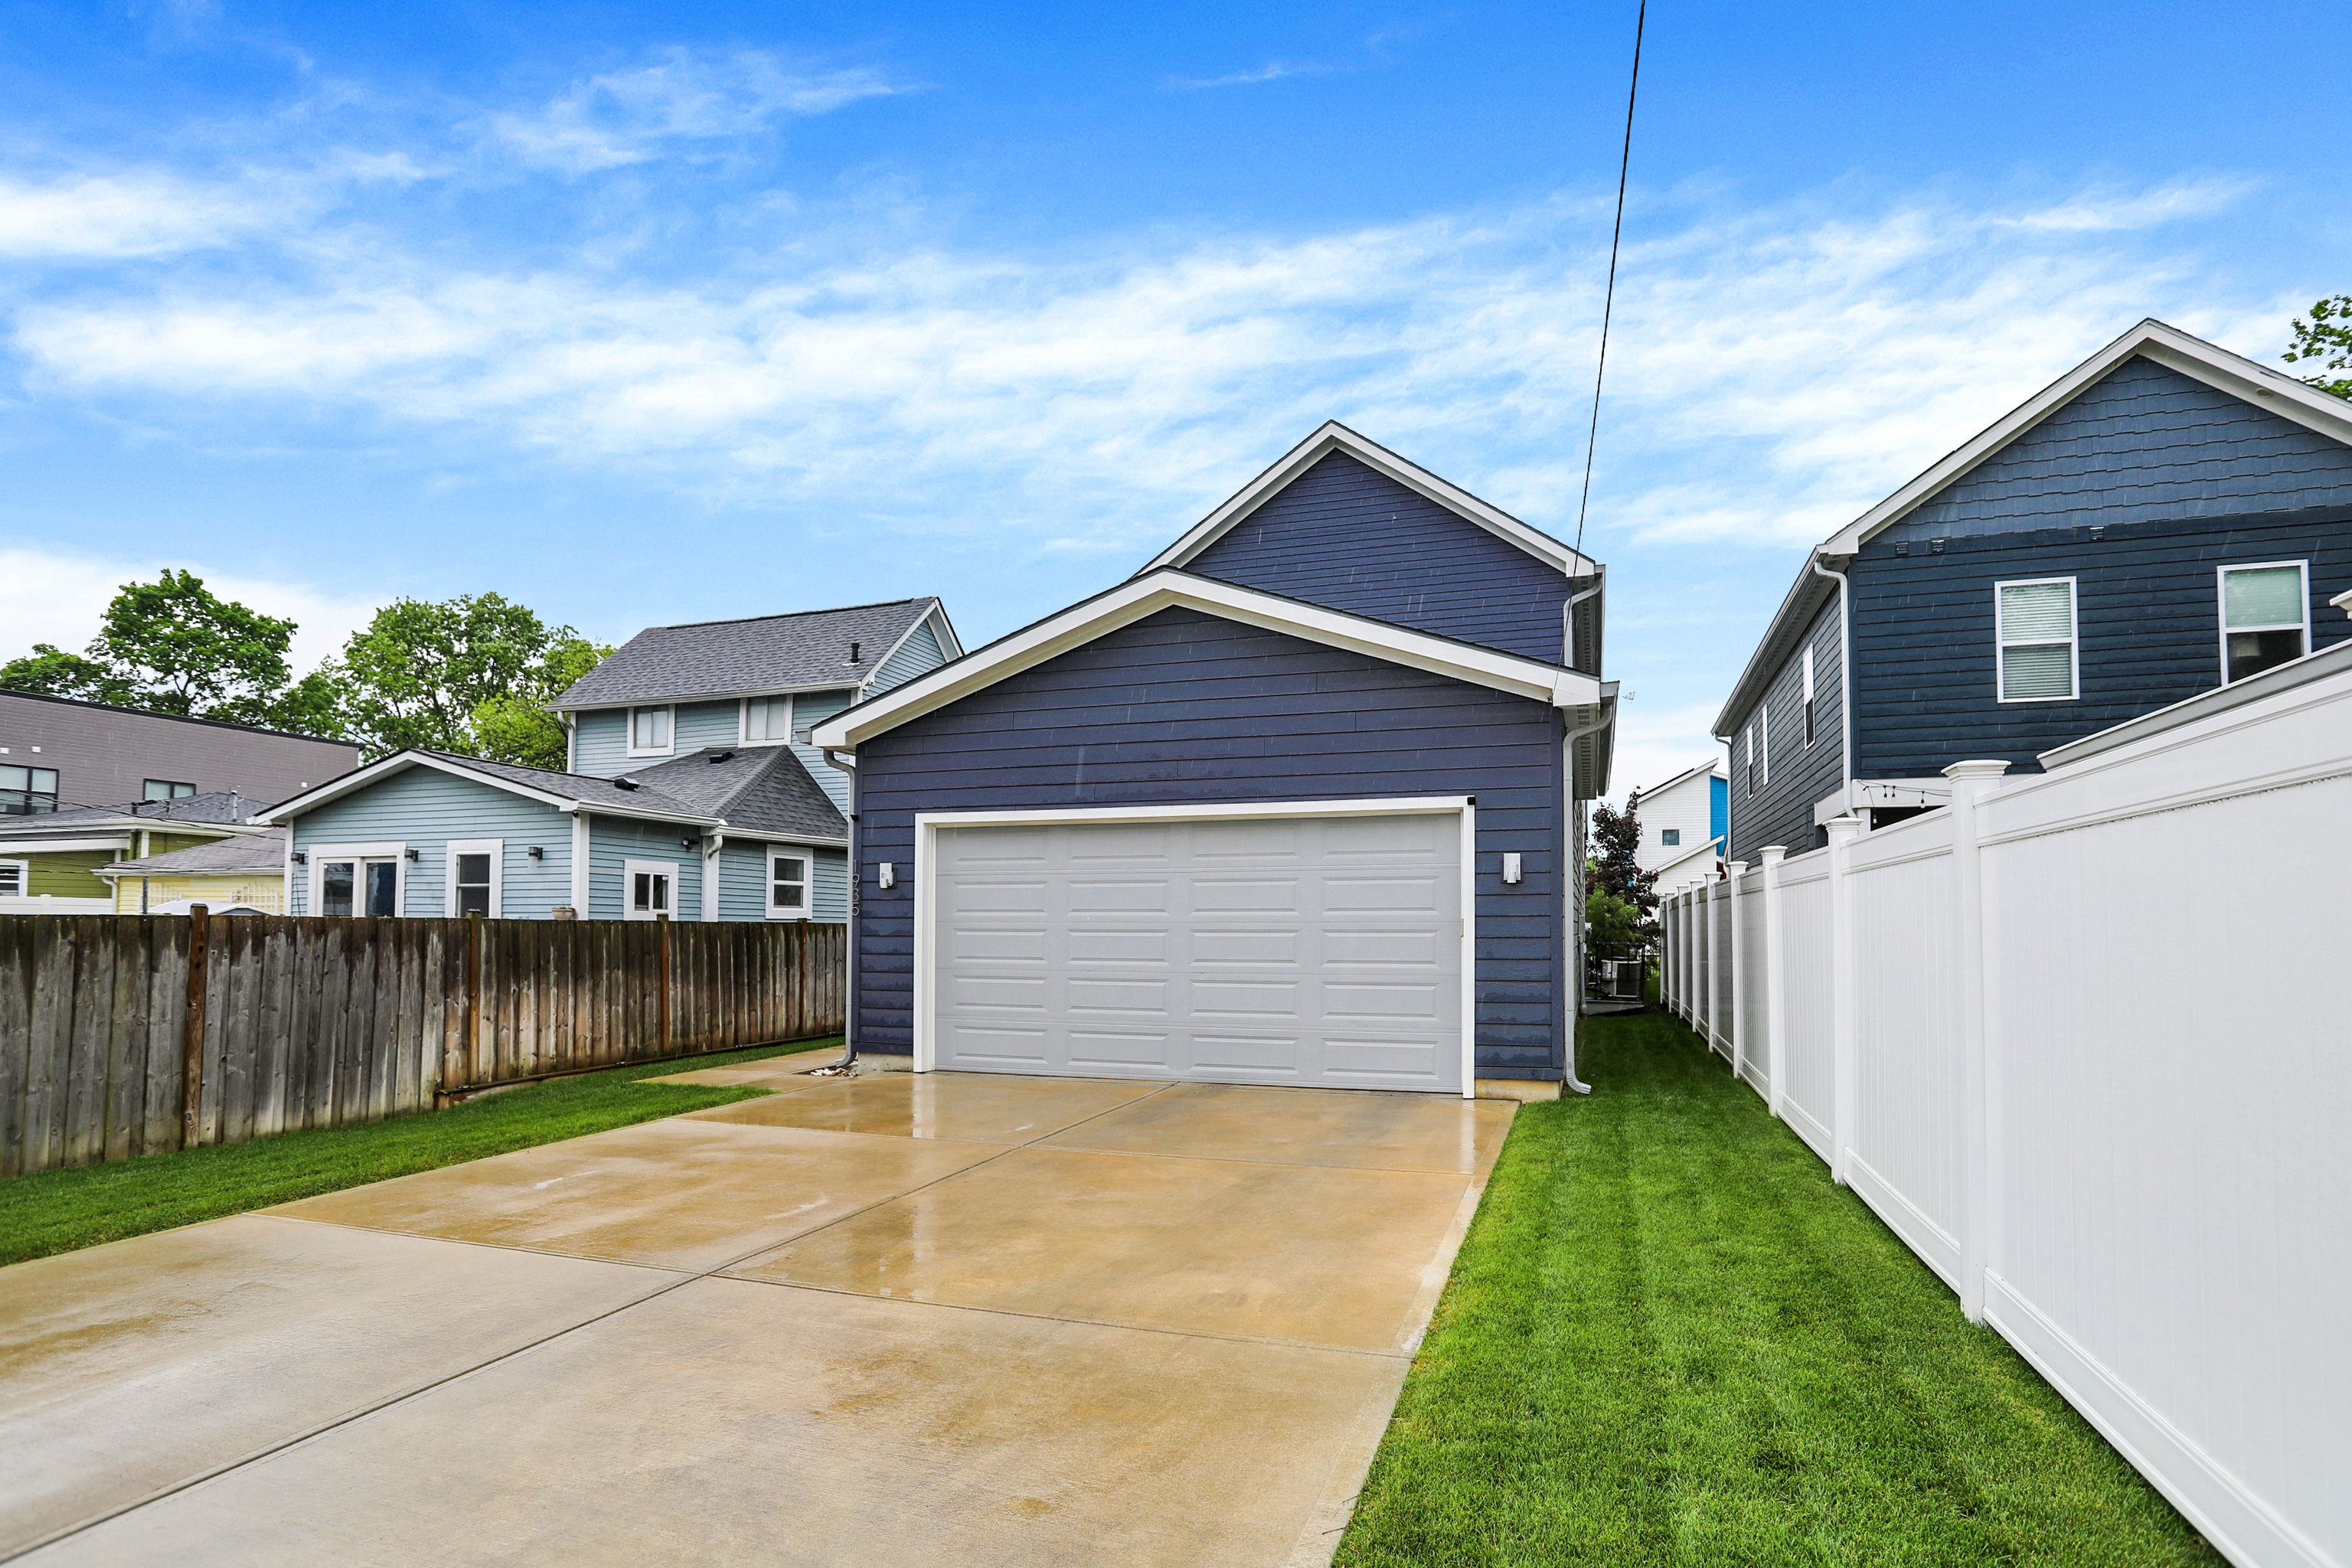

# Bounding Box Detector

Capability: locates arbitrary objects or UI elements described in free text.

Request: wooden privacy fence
[0,913,845,1177]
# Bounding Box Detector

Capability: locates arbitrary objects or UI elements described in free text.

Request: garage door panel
[935,812,1461,1092]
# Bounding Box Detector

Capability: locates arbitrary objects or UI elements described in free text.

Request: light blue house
[254,598,958,922]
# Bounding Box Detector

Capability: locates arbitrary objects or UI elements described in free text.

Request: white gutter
[1563,568,1604,673]
[1560,706,1615,1097]
[1810,553,1856,813]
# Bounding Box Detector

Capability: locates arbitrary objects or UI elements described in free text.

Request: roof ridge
[639,596,936,633]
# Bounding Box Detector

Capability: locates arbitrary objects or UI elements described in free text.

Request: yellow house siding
[109,874,287,913]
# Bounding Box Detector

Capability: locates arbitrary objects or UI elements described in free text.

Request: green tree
[469,636,613,769]
[326,593,596,759]
[2284,296,2352,399]
[1586,799,1658,917]
[0,570,335,733]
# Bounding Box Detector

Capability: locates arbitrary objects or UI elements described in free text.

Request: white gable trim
[249,751,724,829]
[813,570,1604,750]
[1820,318,2352,556]
[1140,421,1597,578]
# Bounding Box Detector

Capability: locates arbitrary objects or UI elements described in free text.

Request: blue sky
[3,0,2347,795]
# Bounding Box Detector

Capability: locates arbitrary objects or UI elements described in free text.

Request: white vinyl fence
[1659,643,2352,1568]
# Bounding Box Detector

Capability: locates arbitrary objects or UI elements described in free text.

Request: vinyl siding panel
[851,606,1567,1076]
[717,838,848,922]
[1629,767,1723,881]
[1186,451,1573,662]
[570,699,733,776]
[19,850,116,898]
[286,766,575,917]
[873,617,946,691]
[585,815,704,922]
[788,691,855,812]
[572,710,629,776]
[1726,598,1846,864]
[1890,356,2352,541]
[1851,506,2352,777]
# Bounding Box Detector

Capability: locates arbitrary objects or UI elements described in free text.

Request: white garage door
[931,810,1464,1093]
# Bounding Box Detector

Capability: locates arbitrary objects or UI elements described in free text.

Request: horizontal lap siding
[1726,599,1844,862]
[874,620,946,690]
[1852,508,2352,777]
[289,769,573,918]
[853,606,1566,1076]
[789,691,855,813]
[571,700,736,776]
[716,841,846,922]
[586,815,704,921]
[1186,451,1572,663]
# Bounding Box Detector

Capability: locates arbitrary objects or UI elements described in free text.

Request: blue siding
[850,606,1568,1077]
[1893,356,2352,542]
[787,689,855,812]
[287,766,573,917]
[584,814,704,921]
[570,700,734,777]
[1709,775,1727,844]
[717,838,848,922]
[1185,451,1573,662]
[872,616,946,692]
[1851,506,2352,778]
[1723,598,1847,863]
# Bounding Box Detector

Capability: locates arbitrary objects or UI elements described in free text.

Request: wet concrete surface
[2,1069,1510,1566]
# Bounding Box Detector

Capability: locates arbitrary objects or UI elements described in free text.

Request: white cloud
[488,49,901,172]
[0,174,276,259]
[0,547,381,675]
[1165,60,1335,90]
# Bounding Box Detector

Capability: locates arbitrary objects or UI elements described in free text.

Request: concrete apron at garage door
[0,1063,1513,1568]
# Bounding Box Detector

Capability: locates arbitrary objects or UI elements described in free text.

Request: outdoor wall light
[527,845,544,860]
[290,851,306,865]
[403,848,420,862]
[877,862,896,889]
[1502,852,1524,885]
[681,836,696,850]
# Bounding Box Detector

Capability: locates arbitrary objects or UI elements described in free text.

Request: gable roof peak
[1141,421,1598,579]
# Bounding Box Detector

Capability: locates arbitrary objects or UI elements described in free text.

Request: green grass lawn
[1337,1011,2219,1568]
[0,1038,837,1267]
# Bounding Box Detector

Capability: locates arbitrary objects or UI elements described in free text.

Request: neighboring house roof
[813,569,1618,794]
[1629,760,1723,802]
[0,686,354,746]
[1651,835,1724,887]
[0,791,272,846]
[1140,421,1600,580]
[552,598,956,710]
[98,829,288,878]
[250,748,846,841]
[1711,318,2352,737]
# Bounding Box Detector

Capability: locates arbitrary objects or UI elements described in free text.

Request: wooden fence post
[656,913,671,1057]
[180,903,209,1148]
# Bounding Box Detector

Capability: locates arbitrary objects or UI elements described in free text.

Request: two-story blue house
[813,423,1617,1097]
[256,598,958,923]
[1714,319,2352,862]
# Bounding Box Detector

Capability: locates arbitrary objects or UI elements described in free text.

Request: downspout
[1563,568,1604,672]
[1560,704,1614,1097]
[1810,553,1855,815]
[812,746,860,1076]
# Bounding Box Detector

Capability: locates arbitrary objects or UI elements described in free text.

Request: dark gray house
[1713,319,2352,864]
[0,689,359,816]
[814,423,1616,1096]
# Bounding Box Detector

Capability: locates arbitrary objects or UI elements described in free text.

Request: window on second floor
[144,779,196,801]
[1661,828,1681,847]
[628,705,674,755]
[743,694,792,744]
[1,766,58,816]
[1802,646,1816,747]
[1996,578,2079,703]
[2219,562,2309,684]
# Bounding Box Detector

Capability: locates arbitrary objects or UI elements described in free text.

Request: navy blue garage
[814,424,1617,1096]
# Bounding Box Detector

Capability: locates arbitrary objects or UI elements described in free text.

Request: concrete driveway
[0,1059,1513,1567]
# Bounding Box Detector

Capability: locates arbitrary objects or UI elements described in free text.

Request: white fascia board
[864,600,961,684]
[1139,421,1597,578]
[812,572,1601,750]
[1651,838,1723,884]
[915,795,1474,830]
[0,836,136,854]
[1819,319,2352,557]
[927,603,966,661]
[1634,759,1724,801]
[712,828,850,848]
[558,678,864,714]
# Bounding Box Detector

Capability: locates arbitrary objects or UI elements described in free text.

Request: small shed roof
[98,829,287,877]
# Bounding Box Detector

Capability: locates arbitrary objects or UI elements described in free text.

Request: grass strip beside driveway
[0,1040,837,1267]
[1337,1011,2220,1567]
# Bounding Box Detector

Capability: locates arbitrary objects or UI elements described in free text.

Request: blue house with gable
[256,598,958,923]
[813,423,1618,1097]
[1714,319,2352,863]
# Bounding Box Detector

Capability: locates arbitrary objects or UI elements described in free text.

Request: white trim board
[910,795,1479,1099]
[305,842,407,918]
[1141,421,1596,579]
[443,838,502,919]
[813,570,1609,750]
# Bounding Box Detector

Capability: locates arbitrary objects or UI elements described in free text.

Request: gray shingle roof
[99,829,288,877]
[554,599,941,709]
[37,791,270,826]
[417,753,715,819]
[625,747,848,841]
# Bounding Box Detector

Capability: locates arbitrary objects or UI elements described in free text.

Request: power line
[1573,0,1647,557]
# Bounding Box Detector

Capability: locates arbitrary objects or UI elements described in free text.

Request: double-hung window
[446,839,501,917]
[143,779,195,801]
[2217,562,2309,684]
[1,766,59,816]
[1995,578,2079,702]
[1744,724,1756,795]
[769,852,809,917]
[743,694,792,745]
[1801,647,1816,746]
[627,705,674,756]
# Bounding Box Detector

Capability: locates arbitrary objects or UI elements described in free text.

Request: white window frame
[1744,725,1754,795]
[2215,560,2311,684]
[1994,576,2081,704]
[1660,828,1681,848]
[765,846,814,920]
[307,841,407,918]
[626,704,676,758]
[739,693,795,748]
[1758,703,1769,786]
[910,796,1478,1099]
[444,838,503,919]
[1801,646,1816,748]
[0,859,26,897]
[624,858,679,920]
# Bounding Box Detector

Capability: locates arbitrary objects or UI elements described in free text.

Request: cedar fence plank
[0,920,33,1176]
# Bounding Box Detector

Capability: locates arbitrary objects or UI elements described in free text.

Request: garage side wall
[850,606,1568,1079]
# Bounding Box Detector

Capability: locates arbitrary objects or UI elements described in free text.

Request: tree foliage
[322,593,594,759]
[1587,799,1658,916]
[2284,296,2352,400]
[469,636,613,769]
[1585,886,1649,960]
[0,570,332,733]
